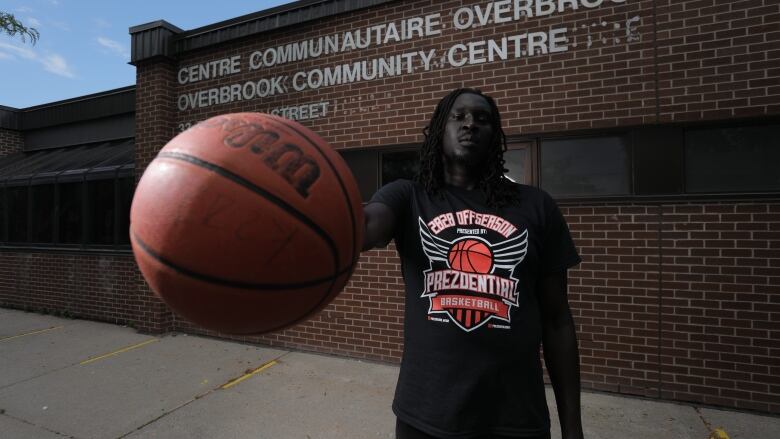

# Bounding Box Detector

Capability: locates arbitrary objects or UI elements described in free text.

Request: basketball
[448,239,493,274]
[130,113,363,334]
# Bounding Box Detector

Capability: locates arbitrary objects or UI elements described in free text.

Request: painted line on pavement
[80,338,159,365]
[221,359,278,389]
[0,326,64,342]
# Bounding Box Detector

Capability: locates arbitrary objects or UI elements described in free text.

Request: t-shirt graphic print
[418,213,528,332]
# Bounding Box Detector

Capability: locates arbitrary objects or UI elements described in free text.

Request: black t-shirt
[369,179,580,439]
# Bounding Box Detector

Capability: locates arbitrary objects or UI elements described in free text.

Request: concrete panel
[0,413,69,439]
[2,309,777,439]
[0,319,153,388]
[126,351,399,439]
[0,310,70,338]
[548,389,710,439]
[699,407,780,439]
[0,333,287,439]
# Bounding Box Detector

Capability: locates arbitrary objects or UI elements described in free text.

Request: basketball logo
[418,216,529,331]
[447,239,493,274]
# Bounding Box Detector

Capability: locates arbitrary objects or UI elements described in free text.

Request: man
[361,88,584,439]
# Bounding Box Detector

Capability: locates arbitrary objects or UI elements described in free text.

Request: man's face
[441,93,495,168]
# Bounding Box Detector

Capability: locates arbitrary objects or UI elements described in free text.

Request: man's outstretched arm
[539,270,584,439]
[362,202,396,252]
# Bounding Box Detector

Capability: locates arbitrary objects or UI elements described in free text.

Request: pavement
[1,308,778,439]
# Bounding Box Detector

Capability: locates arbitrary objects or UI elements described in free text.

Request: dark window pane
[0,188,5,242]
[87,179,114,245]
[685,125,780,193]
[31,184,54,243]
[541,136,631,197]
[58,182,82,244]
[8,186,28,243]
[504,148,528,184]
[382,150,419,185]
[118,177,134,245]
[340,149,378,202]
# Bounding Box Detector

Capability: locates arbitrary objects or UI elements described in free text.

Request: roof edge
[178,0,328,39]
[129,0,397,63]
[0,106,21,130]
[19,86,136,112]
[129,20,183,35]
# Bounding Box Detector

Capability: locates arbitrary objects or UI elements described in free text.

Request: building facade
[1,0,778,414]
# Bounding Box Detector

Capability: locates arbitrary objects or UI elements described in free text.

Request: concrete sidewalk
[0,308,777,439]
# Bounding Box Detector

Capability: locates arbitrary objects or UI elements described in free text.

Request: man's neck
[443,163,480,190]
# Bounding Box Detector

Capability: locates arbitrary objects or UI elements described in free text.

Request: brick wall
[657,0,780,121]
[658,203,780,413]
[0,252,149,327]
[173,0,658,141]
[0,127,23,156]
[171,0,779,142]
[564,201,780,413]
[175,245,406,363]
[132,60,180,332]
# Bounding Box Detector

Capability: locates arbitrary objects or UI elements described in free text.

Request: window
[541,135,631,197]
[504,142,534,185]
[58,182,82,244]
[381,150,419,185]
[685,125,780,193]
[1,178,131,248]
[117,177,134,245]
[336,122,779,203]
[340,149,378,202]
[87,180,115,245]
[0,187,4,241]
[31,184,54,243]
[8,186,28,243]
[0,140,134,249]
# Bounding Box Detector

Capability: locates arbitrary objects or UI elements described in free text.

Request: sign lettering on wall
[176,0,639,114]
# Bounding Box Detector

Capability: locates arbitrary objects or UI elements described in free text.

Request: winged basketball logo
[418,217,529,332]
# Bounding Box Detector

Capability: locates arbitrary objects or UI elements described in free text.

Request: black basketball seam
[463,241,476,271]
[148,149,343,316]
[155,150,339,270]
[459,242,468,272]
[255,270,350,334]
[258,117,361,333]
[150,145,346,334]
[150,119,355,334]
[266,116,359,267]
[131,230,353,290]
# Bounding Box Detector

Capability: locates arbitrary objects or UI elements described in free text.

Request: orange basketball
[130,113,363,334]
[448,239,493,274]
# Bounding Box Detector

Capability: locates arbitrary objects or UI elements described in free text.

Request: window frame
[0,173,133,254]
[379,146,421,187]
[504,140,537,186]
[682,121,780,195]
[340,118,780,207]
[539,132,634,199]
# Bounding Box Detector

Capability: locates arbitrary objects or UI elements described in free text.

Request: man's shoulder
[376,178,423,196]
[385,178,417,188]
[369,179,419,209]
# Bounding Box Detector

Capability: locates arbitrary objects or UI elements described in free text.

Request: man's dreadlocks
[415,88,517,209]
